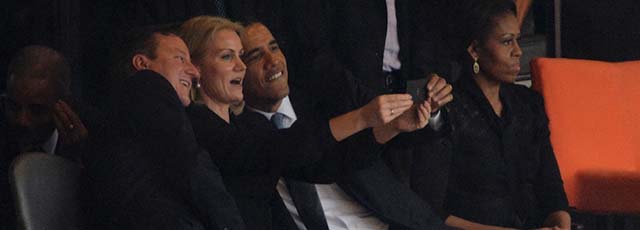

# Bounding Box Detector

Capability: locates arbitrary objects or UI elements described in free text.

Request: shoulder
[186,103,211,120]
[235,109,272,131]
[186,103,231,136]
[113,70,182,114]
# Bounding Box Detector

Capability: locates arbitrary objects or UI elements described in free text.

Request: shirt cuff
[429,110,444,131]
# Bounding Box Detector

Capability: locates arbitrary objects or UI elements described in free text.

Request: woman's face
[197,29,246,105]
[469,13,522,83]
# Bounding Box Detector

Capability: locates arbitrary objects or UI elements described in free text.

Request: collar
[247,96,298,122]
[41,129,58,154]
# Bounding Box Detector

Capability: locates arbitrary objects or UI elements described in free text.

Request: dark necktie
[214,0,226,17]
[270,112,329,230]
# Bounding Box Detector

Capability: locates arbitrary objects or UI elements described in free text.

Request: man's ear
[467,40,480,61]
[132,54,150,71]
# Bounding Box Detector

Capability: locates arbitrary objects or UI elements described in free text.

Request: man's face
[4,77,58,147]
[146,34,200,106]
[240,24,289,107]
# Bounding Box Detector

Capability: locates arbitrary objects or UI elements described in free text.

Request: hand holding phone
[405,78,429,102]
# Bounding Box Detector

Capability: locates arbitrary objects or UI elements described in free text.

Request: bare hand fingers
[426,73,441,91]
[379,94,412,103]
[52,107,67,135]
[432,94,453,109]
[57,101,83,126]
[381,104,412,123]
[381,99,414,111]
[54,101,88,144]
[432,83,453,101]
[417,102,431,128]
[54,101,72,132]
[428,78,447,98]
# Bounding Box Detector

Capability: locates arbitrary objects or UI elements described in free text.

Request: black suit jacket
[234,84,446,230]
[85,70,244,230]
[187,87,357,230]
[404,76,569,229]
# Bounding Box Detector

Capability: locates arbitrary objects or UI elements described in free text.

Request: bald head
[7,45,71,97]
[4,45,71,147]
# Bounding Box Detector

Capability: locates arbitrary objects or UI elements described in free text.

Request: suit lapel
[243,91,330,230]
[284,89,330,230]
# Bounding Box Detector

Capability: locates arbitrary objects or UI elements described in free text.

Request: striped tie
[214,0,226,17]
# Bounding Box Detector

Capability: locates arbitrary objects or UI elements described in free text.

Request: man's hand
[359,94,413,128]
[539,211,571,230]
[426,74,453,113]
[52,100,88,146]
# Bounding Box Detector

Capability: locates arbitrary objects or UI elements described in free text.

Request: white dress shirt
[42,129,59,154]
[383,0,402,72]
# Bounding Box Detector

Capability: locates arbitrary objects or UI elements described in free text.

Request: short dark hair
[7,45,71,97]
[111,23,181,79]
[450,0,517,62]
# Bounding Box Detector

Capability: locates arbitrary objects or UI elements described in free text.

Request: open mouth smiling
[179,79,191,88]
[267,72,282,82]
[230,77,243,85]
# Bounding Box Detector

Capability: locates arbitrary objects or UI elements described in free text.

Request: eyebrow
[173,47,189,56]
[500,33,520,37]
[244,39,278,58]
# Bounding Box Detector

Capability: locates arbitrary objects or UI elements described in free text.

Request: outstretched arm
[328,94,414,141]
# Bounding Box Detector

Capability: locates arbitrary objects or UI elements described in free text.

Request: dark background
[1,0,639,107]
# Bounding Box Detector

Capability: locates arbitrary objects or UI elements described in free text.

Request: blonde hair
[180,16,244,64]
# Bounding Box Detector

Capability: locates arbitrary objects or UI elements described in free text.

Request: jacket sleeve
[531,92,569,216]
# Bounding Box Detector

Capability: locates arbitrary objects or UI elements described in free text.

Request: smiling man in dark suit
[237,22,453,230]
[84,25,245,230]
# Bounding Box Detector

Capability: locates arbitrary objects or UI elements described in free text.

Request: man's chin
[180,97,191,107]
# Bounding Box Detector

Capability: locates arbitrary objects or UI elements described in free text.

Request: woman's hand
[358,94,413,128]
[329,94,411,142]
[391,100,432,132]
[539,210,571,230]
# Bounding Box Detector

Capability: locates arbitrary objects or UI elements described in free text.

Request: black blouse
[186,103,342,230]
[409,76,568,229]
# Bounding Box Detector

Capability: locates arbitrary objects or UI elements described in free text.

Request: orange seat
[530,58,640,214]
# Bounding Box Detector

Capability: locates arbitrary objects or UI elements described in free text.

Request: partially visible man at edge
[1,45,93,230]
[84,25,245,230]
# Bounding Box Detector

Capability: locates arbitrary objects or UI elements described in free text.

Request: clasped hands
[360,74,453,133]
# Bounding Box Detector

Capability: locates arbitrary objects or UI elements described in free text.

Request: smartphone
[405,78,428,102]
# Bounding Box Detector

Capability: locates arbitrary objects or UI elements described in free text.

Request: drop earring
[473,58,480,74]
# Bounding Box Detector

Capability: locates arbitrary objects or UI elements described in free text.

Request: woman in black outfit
[179,16,432,229]
[406,0,571,229]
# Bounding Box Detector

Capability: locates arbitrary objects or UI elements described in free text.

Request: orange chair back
[530,58,640,211]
